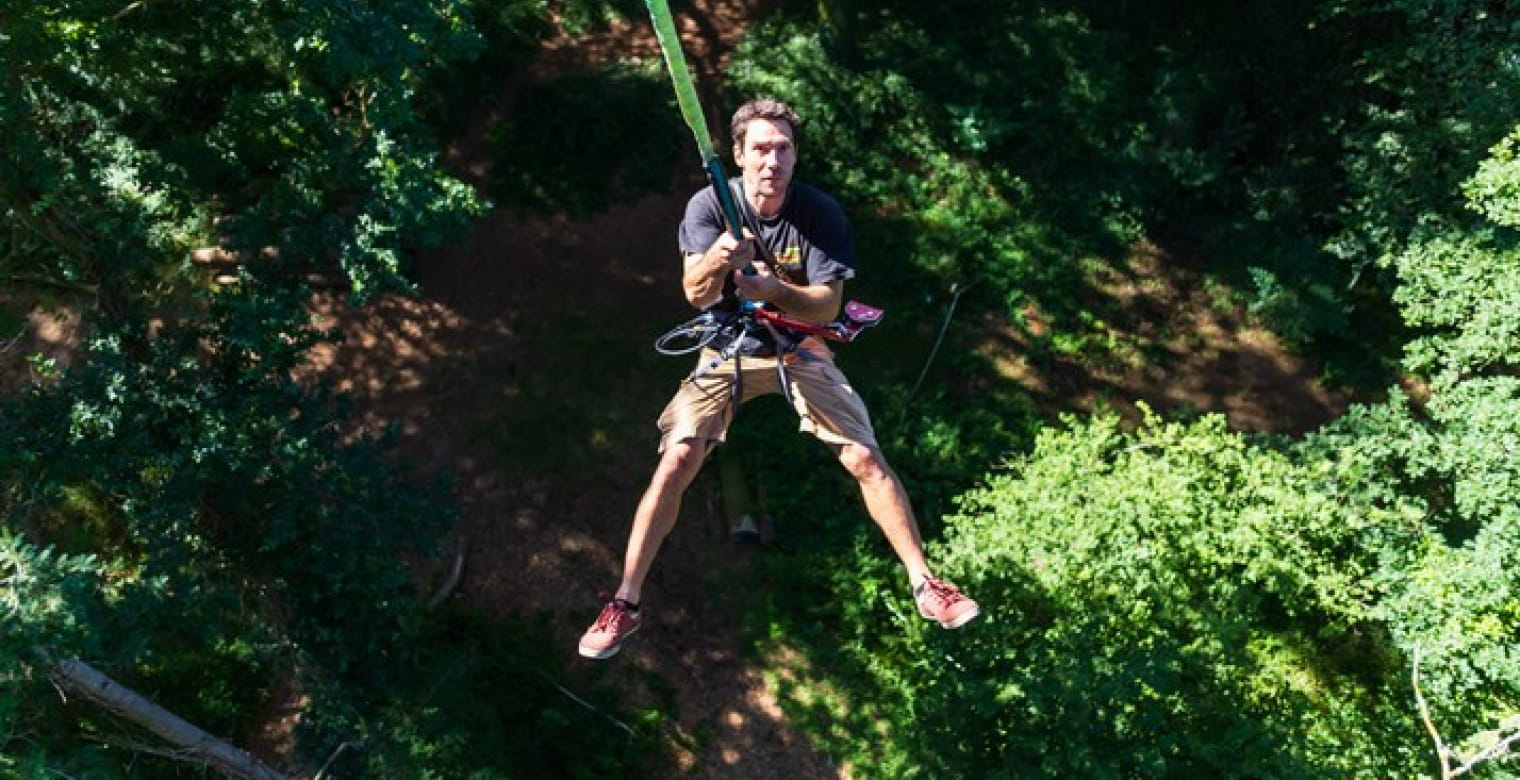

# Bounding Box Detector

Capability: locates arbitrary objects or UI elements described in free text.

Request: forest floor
[0,0,1353,776]
[301,2,1352,778]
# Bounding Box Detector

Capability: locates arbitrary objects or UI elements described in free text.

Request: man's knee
[837,442,891,483]
[655,438,709,484]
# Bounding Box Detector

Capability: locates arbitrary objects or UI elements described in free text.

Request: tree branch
[313,740,360,780]
[41,651,291,780]
[425,539,467,610]
[1413,647,1454,778]
[0,275,99,296]
[0,180,95,271]
[112,0,150,20]
[1452,728,1520,778]
[538,671,635,737]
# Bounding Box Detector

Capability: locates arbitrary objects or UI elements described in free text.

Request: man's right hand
[684,229,757,308]
[707,230,757,273]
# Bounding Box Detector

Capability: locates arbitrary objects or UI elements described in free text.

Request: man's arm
[683,232,755,309]
[735,264,843,323]
[684,232,844,322]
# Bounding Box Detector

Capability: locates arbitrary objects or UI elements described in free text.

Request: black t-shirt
[678,179,856,312]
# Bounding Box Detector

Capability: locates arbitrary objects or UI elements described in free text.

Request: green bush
[787,411,1419,777]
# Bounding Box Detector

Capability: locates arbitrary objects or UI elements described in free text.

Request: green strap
[643,0,748,247]
[644,0,716,160]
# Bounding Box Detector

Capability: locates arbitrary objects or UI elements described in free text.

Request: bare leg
[834,442,933,586]
[615,438,708,604]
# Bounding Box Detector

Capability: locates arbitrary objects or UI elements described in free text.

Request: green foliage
[1328,132,1520,766]
[768,119,1520,778]
[552,0,645,36]
[724,0,1415,388]
[760,392,1510,776]
[1391,229,1520,383]
[2,0,488,766]
[420,0,658,139]
[1466,129,1520,229]
[2,279,672,774]
[1,0,487,305]
[743,102,1520,778]
[1,4,492,760]
[0,530,106,663]
[419,0,555,137]
[1388,129,1520,387]
[778,412,1423,776]
[0,1,668,773]
[0,284,454,771]
[1306,394,1520,776]
[1322,0,1520,270]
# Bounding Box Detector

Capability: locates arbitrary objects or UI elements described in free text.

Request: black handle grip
[704,156,757,276]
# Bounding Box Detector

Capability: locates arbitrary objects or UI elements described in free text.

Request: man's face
[734,118,797,202]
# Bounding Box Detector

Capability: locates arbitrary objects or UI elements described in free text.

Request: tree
[722,3,1520,775]
[875,121,1520,780]
[0,0,485,310]
[1,0,487,772]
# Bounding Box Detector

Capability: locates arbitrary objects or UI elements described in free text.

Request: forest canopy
[3,0,1518,776]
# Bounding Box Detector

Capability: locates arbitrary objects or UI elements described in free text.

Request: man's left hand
[733,261,783,303]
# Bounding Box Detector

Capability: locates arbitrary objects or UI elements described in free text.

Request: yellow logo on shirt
[774,246,804,280]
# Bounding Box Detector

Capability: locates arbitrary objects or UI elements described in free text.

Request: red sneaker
[578,598,642,659]
[915,577,980,629]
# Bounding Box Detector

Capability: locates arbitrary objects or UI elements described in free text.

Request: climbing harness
[654,299,885,407]
[654,301,884,359]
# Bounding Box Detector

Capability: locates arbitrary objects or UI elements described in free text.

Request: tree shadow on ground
[304,182,844,776]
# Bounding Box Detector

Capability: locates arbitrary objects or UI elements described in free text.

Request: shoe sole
[578,643,621,660]
[926,604,981,630]
[577,624,640,660]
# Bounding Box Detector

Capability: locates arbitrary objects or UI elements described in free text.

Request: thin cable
[901,282,970,417]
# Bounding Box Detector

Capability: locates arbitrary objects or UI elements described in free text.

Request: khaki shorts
[657,339,879,452]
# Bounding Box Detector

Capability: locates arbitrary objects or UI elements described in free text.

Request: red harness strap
[752,300,884,343]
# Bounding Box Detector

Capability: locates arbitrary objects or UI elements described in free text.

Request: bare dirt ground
[988,240,1351,433]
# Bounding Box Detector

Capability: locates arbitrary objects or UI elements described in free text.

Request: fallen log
[45,653,290,780]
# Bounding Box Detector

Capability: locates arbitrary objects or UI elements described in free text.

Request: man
[578,99,978,660]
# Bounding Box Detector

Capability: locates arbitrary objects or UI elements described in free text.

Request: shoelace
[918,579,963,608]
[592,600,636,632]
